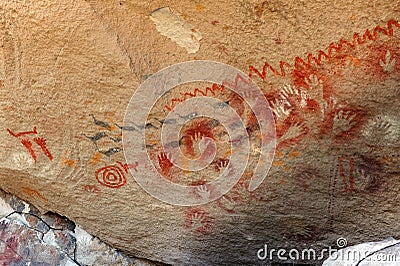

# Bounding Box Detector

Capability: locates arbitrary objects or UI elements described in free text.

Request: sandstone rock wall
[0,1,399,265]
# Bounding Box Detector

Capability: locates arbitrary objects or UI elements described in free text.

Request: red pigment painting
[165,83,225,111]
[7,127,53,162]
[0,223,23,265]
[185,208,214,234]
[250,20,399,149]
[95,161,130,188]
[177,19,399,230]
[83,185,102,195]
[157,152,174,178]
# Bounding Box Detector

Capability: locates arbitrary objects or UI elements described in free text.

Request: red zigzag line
[248,19,400,81]
[165,84,225,111]
[165,20,400,110]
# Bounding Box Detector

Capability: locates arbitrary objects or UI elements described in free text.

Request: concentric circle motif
[95,164,127,188]
[123,60,276,206]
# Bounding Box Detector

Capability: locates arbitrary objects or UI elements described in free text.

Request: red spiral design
[95,165,127,188]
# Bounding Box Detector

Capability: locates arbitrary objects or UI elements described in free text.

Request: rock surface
[0,189,157,265]
[0,1,399,265]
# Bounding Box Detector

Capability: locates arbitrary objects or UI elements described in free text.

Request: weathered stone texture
[0,1,399,265]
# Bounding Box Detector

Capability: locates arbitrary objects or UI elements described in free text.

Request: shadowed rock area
[0,189,159,265]
[0,1,399,265]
